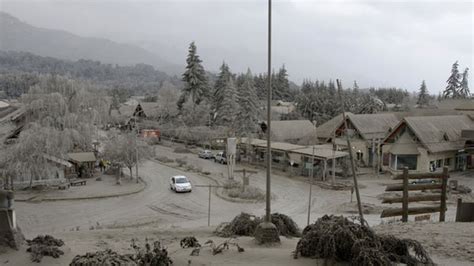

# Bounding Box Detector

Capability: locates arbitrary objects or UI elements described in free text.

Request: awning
[389,144,420,155]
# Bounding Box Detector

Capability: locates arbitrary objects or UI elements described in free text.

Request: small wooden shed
[68,152,97,178]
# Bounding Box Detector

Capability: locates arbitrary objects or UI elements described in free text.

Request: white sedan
[169,175,192,193]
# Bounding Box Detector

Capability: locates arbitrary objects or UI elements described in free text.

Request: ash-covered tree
[178,42,209,110]
[273,66,291,100]
[301,79,314,94]
[353,80,359,94]
[357,94,385,114]
[416,80,430,108]
[443,61,461,98]
[0,73,40,98]
[104,132,152,184]
[460,68,470,98]
[235,69,260,136]
[2,123,74,188]
[156,83,180,123]
[214,75,238,127]
[1,75,110,187]
[254,74,267,99]
[212,62,232,123]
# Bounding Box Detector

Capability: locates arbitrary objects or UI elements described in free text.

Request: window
[436,159,442,168]
[444,158,451,166]
[383,153,390,166]
[396,155,417,170]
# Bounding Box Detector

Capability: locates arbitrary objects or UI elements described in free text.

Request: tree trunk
[116,167,122,185]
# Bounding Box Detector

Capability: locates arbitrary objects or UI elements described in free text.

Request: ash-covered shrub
[270,213,301,237]
[26,235,65,263]
[215,213,261,237]
[294,215,433,265]
[180,236,201,248]
[156,156,174,163]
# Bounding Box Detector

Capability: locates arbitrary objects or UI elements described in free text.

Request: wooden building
[330,113,399,167]
[67,152,97,178]
[382,115,474,174]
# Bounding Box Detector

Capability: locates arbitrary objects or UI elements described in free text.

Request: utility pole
[336,79,366,226]
[135,117,139,183]
[265,0,272,224]
[307,144,315,226]
[377,138,381,178]
[332,129,336,184]
[372,138,376,174]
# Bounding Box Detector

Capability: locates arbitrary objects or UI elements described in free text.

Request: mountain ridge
[0,11,183,75]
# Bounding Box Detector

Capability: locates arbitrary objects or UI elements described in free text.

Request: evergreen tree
[214,72,238,127]
[443,61,461,98]
[328,79,336,97]
[254,74,266,100]
[416,80,430,108]
[273,66,291,100]
[178,42,209,110]
[301,79,314,94]
[460,67,470,98]
[353,80,359,92]
[212,62,232,121]
[236,69,259,136]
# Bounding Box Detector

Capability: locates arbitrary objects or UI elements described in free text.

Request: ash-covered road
[15,145,390,237]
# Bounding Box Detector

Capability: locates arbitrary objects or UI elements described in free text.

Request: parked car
[198,150,214,159]
[214,151,227,164]
[169,175,192,193]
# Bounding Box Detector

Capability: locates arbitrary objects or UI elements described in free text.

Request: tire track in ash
[146,204,193,220]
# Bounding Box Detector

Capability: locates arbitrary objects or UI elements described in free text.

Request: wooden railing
[381,166,449,222]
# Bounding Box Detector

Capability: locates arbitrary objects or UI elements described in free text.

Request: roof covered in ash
[347,113,400,140]
[252,139,306,151]
[269,120,316,142]
[68,152,97,163]
[455,100,474,111]
[291,145,348,160]
[316,113,347,141]
[403,115,474,153]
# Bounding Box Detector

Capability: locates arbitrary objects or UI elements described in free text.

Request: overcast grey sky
[1,0,472,93]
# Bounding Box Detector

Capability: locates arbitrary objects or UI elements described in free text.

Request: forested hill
[0,11,182,75]
[0,51,182,98]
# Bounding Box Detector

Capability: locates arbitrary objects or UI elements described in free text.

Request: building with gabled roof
[382,115,474,173]
[323,113,400,167]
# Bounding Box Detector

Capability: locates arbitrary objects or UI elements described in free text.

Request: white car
[170,175,192,193]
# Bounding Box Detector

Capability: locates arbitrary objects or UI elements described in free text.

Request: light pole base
[254,222,280,245]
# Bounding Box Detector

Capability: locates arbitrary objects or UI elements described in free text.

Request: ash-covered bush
[294,215,433,265]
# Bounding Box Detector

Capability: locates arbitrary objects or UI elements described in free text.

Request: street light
[254,0,280,244]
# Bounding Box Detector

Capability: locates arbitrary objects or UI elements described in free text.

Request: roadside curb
[16,177,147,202]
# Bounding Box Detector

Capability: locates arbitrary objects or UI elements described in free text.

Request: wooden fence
[381,167,449,222]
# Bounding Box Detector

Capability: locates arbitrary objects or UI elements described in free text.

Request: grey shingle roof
[347,113,400,140]
[404,115,474,153]
[68,152,97,163]
[270,120,316,142]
